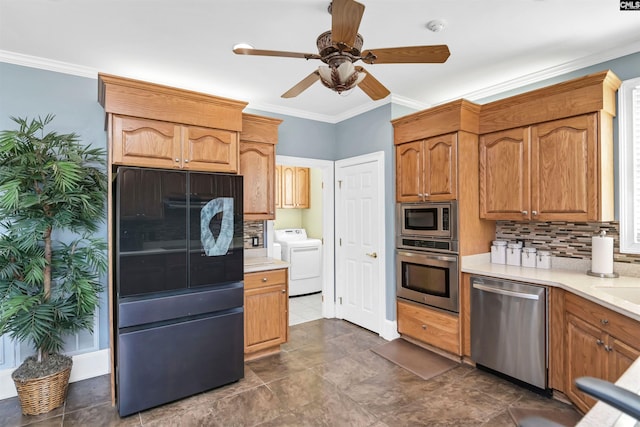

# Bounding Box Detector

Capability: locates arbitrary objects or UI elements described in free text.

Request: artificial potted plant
[0,115,107,415]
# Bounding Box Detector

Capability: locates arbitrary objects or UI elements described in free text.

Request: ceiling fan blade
[331,0,365,47]
[281,71,321,98]
[233,47,321,60]
[355,67,390,101]
[361,45,450,64]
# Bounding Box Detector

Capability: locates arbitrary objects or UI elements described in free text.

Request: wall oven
[396,250,459,313]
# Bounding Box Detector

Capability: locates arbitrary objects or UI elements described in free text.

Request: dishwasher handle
[472,282,540,300]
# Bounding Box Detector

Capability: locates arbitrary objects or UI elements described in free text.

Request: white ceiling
[1,0,640,123]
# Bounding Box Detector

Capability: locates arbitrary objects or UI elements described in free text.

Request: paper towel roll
[591,234,614,274]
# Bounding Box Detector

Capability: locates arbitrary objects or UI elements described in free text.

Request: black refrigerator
[114,167,244,417]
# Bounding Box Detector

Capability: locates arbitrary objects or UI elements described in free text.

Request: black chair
[518,376,640,427]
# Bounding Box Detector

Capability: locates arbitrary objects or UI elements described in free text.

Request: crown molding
[0,50,98,79]
[447,41,640,104]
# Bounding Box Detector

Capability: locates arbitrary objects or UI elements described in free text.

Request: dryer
[274,228,322,296]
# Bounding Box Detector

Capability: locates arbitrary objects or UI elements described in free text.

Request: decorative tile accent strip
[496,221,640,265]
[243,221,265,249]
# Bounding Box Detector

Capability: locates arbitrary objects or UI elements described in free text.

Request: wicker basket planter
[12,361,72,415]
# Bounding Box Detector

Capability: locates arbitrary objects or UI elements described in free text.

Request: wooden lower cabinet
[564,292,640,413]
[244,269,288,360]
[397,299,460,355]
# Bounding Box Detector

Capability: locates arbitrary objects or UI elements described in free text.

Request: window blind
[633,85,640,243]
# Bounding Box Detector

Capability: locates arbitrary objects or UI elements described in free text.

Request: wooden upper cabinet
[278,165,310,209]
[112,115,181,169]
[240,142,275,219]
[425,133,457,201]
[395,133,457,202]
[478,70,620,222]
[184,126,238,173]
[480,127,530,219]
[531,114,597,221]
[111,115,238,172]
[396,140,423,202]
[99,74,247,173]
[239,113,282,220]
[480,114,600,221]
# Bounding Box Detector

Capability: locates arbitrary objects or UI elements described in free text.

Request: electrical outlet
[251,236,259,247]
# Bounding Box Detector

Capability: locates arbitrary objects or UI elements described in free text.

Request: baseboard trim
[380,319,400,341]
[0,349,110,400]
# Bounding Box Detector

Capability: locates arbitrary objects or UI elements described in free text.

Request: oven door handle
[472,282,540,300]
[398,251,457,263]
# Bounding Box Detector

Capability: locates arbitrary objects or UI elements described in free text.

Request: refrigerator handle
[472,282,540,300]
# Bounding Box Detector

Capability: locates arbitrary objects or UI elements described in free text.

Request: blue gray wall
[0,62,110,350]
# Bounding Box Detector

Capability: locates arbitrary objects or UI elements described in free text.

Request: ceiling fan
[233,0,450,100]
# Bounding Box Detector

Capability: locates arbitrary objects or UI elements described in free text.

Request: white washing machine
[274,228,322,296]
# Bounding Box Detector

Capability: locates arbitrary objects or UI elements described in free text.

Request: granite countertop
[244,248,289,273]
[461,254,640,322]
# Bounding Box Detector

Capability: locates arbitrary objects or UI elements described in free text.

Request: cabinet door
[112,115,181,169]
[396,140,424,202]
[609,338,640,383]
[240,141,275,220]
[424,133,457,201]
[479,127,530,220]
[244,280,287,354]
[280,166,296,208]
[531,114,597,221]
[294,167,310,208]
[275,165,282,209]
[183,126,238,173]
[566,313,608,413]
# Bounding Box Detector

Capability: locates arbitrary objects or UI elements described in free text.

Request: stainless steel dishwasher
[470,276,548,390]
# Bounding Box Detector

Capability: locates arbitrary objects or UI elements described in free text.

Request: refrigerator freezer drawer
[118,282,243,328]
[117,308,244,417]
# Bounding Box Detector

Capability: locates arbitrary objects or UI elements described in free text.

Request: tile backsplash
[496,221,640,265]
[243,221,265,249]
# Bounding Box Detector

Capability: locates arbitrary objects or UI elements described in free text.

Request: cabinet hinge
[339,238,342,246]
[339,296,343,305]
[338,180,342,189]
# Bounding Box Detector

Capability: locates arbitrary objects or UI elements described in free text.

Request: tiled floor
[0,319,580,426]
[288,292,322,326]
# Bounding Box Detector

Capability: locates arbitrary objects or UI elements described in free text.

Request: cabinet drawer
[244,269,286,289]
[565,292,640,346]
[397,299,460,355]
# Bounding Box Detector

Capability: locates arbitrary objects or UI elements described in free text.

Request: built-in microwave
[397,201,457,240]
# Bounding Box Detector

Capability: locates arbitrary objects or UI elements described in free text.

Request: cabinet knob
[532,210,538,216]
[421,324,427,330]
[175,158,180,162]
[601,319,609,325]
[184,159,189,163]
[424,193,429,198]
[522,210,528,216]
[596,339,604,346]
[281,289,286,294]
[604,345,613,352]
[262,277,268,282]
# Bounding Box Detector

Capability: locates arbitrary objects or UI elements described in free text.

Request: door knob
[366,252,378,258]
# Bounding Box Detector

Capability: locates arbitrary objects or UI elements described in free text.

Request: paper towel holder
[587,230,619,278]
[587,270,619,278]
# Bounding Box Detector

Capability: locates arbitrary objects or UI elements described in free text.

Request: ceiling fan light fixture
[232,42,254,50]
[318,61,365,94]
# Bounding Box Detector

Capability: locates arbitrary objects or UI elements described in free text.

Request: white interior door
[335,152,385,334]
